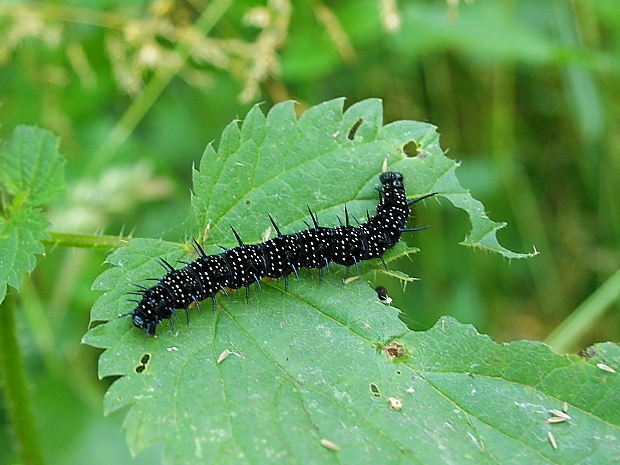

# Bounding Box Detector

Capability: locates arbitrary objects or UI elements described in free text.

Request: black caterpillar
[124,172,433,336]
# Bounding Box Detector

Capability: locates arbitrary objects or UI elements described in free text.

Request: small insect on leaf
[384,342,405,358]
[596,363,616,373]
[548,409,571,423]
[548,431,558,450]
[375,285,392,304]
[578,346,596,359]
[320,438,340,451]
[388,397,403,410]
[217,349,230,364]
[262,226,272,242]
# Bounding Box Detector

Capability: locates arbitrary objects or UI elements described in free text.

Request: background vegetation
[1,0,618,463]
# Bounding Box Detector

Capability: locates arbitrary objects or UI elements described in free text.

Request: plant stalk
[44,232,130,250]
[545,267,620,353]
[0,293,46,465]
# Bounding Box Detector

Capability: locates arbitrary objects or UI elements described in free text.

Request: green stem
[0,294,46,465]
[44,232,131,250]
[545,268,620,353]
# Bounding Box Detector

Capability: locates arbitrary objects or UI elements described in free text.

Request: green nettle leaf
[85,100,617,464]
[0,125,66,207]
[0,208,49,303]
[0,125,65,303]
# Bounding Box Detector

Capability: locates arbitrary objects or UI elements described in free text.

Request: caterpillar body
[124,172,432,336]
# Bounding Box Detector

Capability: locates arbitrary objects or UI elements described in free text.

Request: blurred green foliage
[1,0,618,464]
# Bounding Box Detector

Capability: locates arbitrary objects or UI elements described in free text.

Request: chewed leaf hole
[370,383,381,398]
[347,118,363,140]
[402,141,421,158]
[135,353,151,373]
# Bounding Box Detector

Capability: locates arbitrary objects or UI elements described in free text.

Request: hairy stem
[44,232,130,250]
[0,294,46,465]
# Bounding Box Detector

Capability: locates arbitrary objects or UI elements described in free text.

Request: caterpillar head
[122,291,171,337]
[131,312,158,337]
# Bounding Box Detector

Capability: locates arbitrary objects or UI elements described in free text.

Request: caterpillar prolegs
[124,172,434,336]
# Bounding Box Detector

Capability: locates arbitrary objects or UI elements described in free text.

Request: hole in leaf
[347,118,363,140]
[395,370,402,376]
[370,383,381,398]
[402,141,421,158]
[135,353,151,373]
